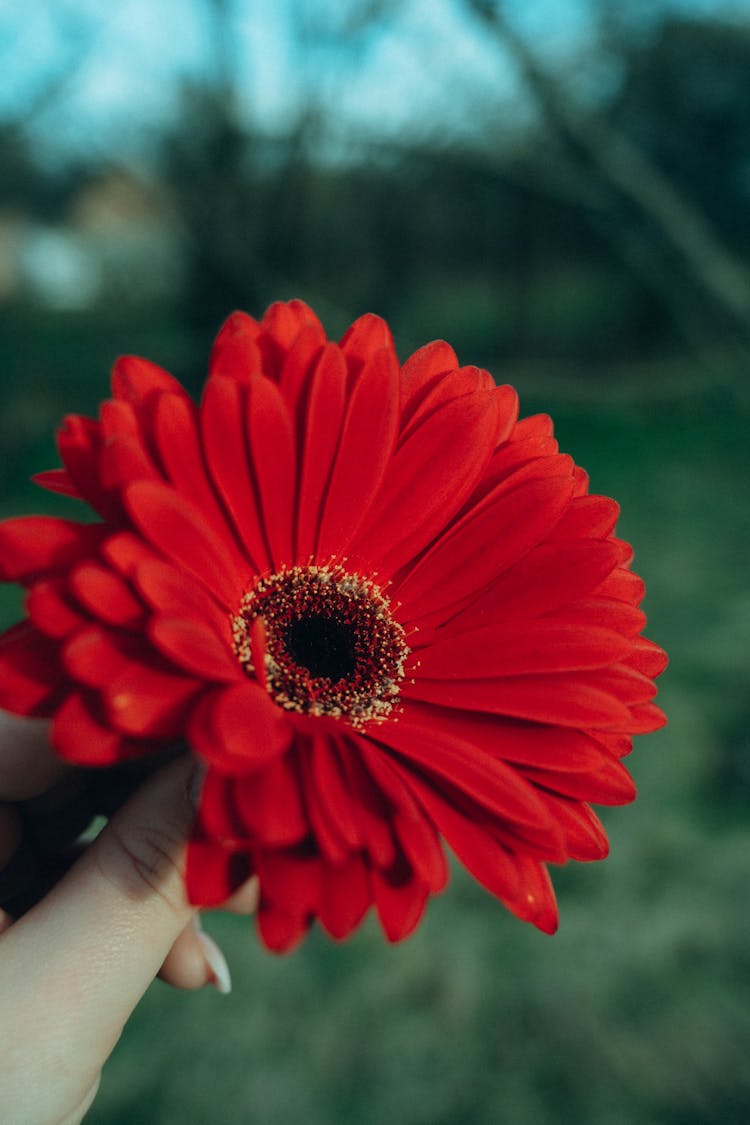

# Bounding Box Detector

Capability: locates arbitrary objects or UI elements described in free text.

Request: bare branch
[467,1,750,335]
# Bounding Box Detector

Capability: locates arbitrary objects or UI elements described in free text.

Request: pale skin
[0,712,258,1125]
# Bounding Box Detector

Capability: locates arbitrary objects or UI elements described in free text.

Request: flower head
[0,300,666,951]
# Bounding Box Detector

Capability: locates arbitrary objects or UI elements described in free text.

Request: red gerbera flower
[0,300,666,951]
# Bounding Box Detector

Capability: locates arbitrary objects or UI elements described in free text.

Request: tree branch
[468,1,750,336]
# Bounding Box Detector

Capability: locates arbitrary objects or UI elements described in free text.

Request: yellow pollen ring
[231,563,410,730]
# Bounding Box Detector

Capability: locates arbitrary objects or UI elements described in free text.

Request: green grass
[1,330,748,1124]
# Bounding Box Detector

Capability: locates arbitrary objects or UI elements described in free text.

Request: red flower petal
[392,809,449,893]
[26,577,88,639]
[151,393,249,574]
[63,628,203,737]
[396,475,575,622]
[318,854,371,940]
[624,637,669,677]
[0,518,107,584]
[200,376,271,572]
[473,421,560,503]
[100,530,160,576]
[208,311,262,382]
[232,754,307,845]
[188,682,292,775]
[417,621,633,679]
[350,386,502,575]
[512,855,559,934]
[299,744,352,863]
[124,480,245,607]
[197,769,251,844]
[309,736,362,850]
[336,741,397,868]
[63,627,139,689]
[246,376,296,569]
[550,598,646,639]
[99,436,160,497]
[399,339,459,420]
[550,495,620,540]
[339,312,395,384]
[522,754,636,805]
[404,671,633,729]
[593,665,658,706]
[295,343,347,562]
[111,354,190,407]
[98,400,160,492]
[259,300,325,379]
[148,617,242,683]
[256,850,319,922]
[52,690,150,765]
[405,776,520,906]
[373,718,561,841]
[371,861,429,942]
[133,557,229,637]
[408,770,560,932]
[0,621,62,715]
[278,324,326,419]
[590,730,633,758]
[449,539,624,630]
[399,342,512,440]
[621,701,667,734]
[398,701,614,773]
[57,415,120,521]
[511,413,555,444]
[596,568,646,605]
[537,797,609,861]
[68,562,143,627]
[356,742,448,891]
[32,468,82,498]
[257,902,310,953]
[316,346,400,558]
[186,836,254,905]
[255,848,320,914]
[104,663,202,737]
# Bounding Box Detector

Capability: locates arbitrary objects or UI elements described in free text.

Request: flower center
[231,564,410,728]
[286,614,355,680]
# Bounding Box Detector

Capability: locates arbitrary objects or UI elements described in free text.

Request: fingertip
[158,917,212,991]
[158,873,257,992]
[158,916,232,994]
[220,874,260,917]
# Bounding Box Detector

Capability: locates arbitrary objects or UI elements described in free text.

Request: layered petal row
[0,300,666,951]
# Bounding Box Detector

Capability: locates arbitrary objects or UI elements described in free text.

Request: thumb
[0,755,203,1113]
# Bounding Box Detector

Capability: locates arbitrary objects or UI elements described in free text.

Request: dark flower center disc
[232,564,410,728]
[286,614,356,681]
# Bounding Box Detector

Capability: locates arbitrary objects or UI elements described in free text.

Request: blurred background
[1,1,749,1122]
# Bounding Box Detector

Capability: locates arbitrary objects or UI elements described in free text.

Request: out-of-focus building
[0,169,185,309]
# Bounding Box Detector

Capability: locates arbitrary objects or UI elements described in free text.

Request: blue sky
[0,0,745,160]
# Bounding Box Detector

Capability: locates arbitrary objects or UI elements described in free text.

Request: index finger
[0,712,69,799]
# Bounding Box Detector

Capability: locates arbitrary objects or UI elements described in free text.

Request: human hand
[0,712,258,1125]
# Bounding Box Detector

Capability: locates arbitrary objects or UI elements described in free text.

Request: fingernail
[196,928,232,995]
